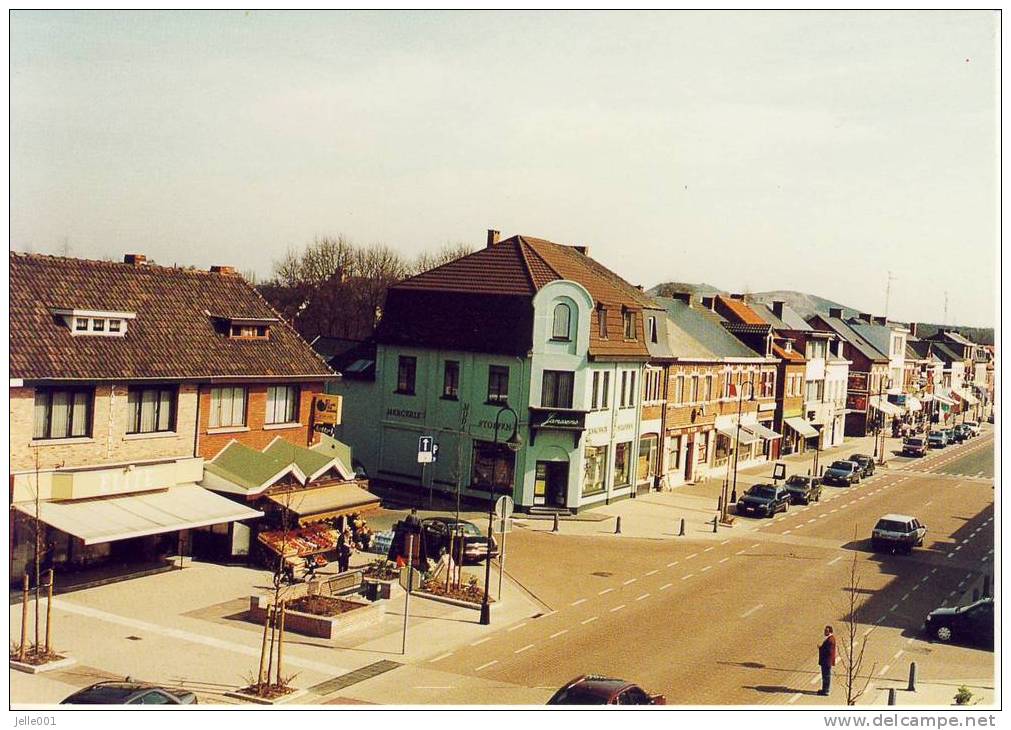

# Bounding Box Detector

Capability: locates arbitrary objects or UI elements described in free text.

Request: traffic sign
[494,495,515,520]
[496,517,513,534]
[417,436,434,464]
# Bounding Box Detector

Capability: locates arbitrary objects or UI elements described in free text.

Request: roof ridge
[515,236,562,289]
[9,249,239,278]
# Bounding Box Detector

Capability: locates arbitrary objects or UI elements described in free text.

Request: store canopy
[925,393,955,406]
[716,424,759,445]
[743,422,782,441]
[266,483,380,525]
[784,417,819,439]
[954,388,979,406]
[869,396,903,416]
[905,396,922,412]
[13,485,262,545]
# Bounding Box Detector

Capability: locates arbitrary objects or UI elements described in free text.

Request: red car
[547,675,666,705]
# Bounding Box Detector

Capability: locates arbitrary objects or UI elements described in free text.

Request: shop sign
[530,408,586,431]
[846,393,867,412]
[848,371,869,392]
[312,394,343,433]
[386,407,425,420]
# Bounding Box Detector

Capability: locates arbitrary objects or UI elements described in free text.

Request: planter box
[413,590,499,611]
[247,593,385,642]
[362,576,399,601]
[223,688,309,705]
[10,656,77,674]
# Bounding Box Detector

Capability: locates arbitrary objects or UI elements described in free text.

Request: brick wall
[10,384,198,474]
[198,381,325,459]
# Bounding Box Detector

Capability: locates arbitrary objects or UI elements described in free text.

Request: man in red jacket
[818,625,837,696]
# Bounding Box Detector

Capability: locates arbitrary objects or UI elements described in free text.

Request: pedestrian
[337,532,352,573]
[818,625,837,696]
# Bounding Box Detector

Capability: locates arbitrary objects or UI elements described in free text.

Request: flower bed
[248,587,385,642]
[416,579,492,607]
[286,595,363,617]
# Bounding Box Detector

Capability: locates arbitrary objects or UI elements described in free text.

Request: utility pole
[943,291,949,327]
[884,271,897,320]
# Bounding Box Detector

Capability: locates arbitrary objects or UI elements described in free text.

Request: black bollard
[713,513,719,533]
[614,516,622,535]
[552,513,560,533]
[678,517,686,537]
[717,495,723,513]
[730,487,737,503]
[907,662,917,692]
[888,688,897,706]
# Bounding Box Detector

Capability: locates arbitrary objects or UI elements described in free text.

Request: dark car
[871,514,926,554]
[783,475,822,505]
[928,431,947,449]
[737,483,791,518]
[848,454,875,478]
[963,422,981,437]
[902,437,927,457]
[948,427,967,444]
[924,597,993,648]
[421,517,498,564]
[822,460,861,486]
[61,681,198,705]
[547,675,666,705]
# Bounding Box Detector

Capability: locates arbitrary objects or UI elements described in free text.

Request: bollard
[713,514,719,533]
[907,662,917,692]
[614,516,622,534]
[717,495,723,513]
[888,688,897,706]
[730,487,737,503]
[678,517,686,537]
[552,513,560,532]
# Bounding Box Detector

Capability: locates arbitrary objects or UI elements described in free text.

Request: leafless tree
[838,546,877,705]
[412,242,473,275]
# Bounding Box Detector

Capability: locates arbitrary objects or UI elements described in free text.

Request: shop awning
[13,485,262,545]
[869,396,903,416]
[954,388,979,406]
[925,393,956,406]
[266,483,380,525]
[743,422,782,441]
[716,424,759,445]
[784,417,819,439]
[905,396,922,412]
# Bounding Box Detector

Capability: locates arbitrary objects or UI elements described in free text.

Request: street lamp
[480,403,522,626]
[724,379,755,522]
[875,376,893,466]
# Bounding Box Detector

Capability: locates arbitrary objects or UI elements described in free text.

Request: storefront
[783,416,819,454]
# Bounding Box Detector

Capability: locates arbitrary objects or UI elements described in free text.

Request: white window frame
[209,386,247,428]
[265,385,299,425]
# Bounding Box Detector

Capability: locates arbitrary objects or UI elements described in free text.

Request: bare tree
[838,547,877,705]
[412,242,473,275]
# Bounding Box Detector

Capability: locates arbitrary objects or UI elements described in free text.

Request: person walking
[336,531,352,573]
[818,625,837,696]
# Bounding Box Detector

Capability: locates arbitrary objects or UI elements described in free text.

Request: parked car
[783,475,822,505]
[421,517,498,563]
[963,421,981,437]
[61,681,198,705]
[948,426,967,444]
[923,597,994,648]
[848,454,876,478]
[737,483,791,518]
[902,437,927,457]
[927,431,948,449]
[941,428,957,443]
[822,460,861,486]
[871,514,926,554]
[547,675,666,705]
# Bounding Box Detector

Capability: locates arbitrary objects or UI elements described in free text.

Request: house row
[9,252,377,583]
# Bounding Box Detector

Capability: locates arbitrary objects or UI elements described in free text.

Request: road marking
[470,637,492,646]
[623,578,637,585]
[950,590,959,597]
[645,569,659,576]
[429,652,453,663]
[507,623,527,632]
[719,557,730,564]
[667,561,679,567]
[598,588,614,595]
[636,593,650,601]
[581,616,598,625]
[704,547,714,552]
[701,565,712,573]
[549,629,569,639]
[740,604,764,618]
[659,583,672,591]
[830,509,838,513]
[807,519,817,524]
[893,650,903,660]
[924,500,933,506]
[571,599,587,607]
[751,544,760,549]
[783,530,792,534]
[609,605,626,613]
[911,584,919,592]
[902,593,910,601]
[876,616,886,625]
[947,552,955,559]
[475,660,498,672]
[879,665,891,676]
[681,574,694,580]
[828,556,843,566]
[955,546,963,552]
[720,540,730,545]
[787,693,802,704]
[415,685,455,689]
[810,675,821,685]
[924,574,932,580]
[959,579,967,587]
[514,644,534,654]
[736,549,747,555]
[686,553,698,560]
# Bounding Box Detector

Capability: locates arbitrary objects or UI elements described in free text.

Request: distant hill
[747,290,851,319]
[911,324,994,346]
[649,281,722,297]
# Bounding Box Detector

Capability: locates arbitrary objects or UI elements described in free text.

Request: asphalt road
[417,433,994,705]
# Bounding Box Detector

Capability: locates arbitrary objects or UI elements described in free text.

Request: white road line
[415,686,455,689]
[751,543,761,549]
[636,593,650,601]
[947,552,955,559]
[598,588,614,595]
[470,637,492,646]
[809,675,821,686]
[581,616,598,625]
[609,605,626,613]
[704,547,714,553]
[828,556,843,566]
[807,519,817,524]
[659,583,673,591]
[549,629,569,639]
[890,604,899,612]
[507,623,527,632]
[514,644,534,654]
[720,540,731,545]
[645,569,659,576]
[740,604,764,618]
[950,590,959,597]
[667,561,679,567]
[701,565,712,572]
[788,693,802,704]
[879,665,891,676]
[902,593,910,601]
[429,652,453,663]
[893,650,903,660]
[876,616,886,625]
[736,549,747,555]
[571,598,587,607]
[911,585,919,592]
[623,578,637,585]
[955,546,963,552]
[719,557,730,564]
[783,530,792,534]
[686,553,698,560]
[475,660,498,672]
[681,574,694,581]
[924,574,933,580]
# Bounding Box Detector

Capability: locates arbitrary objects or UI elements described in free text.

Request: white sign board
[497,517,513,534]
[494,495,515,520]
[417,435,434,464]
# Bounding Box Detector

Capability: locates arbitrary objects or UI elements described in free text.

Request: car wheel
[935,626,952,642]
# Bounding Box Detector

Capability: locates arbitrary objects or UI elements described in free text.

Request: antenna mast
[943,291,949,326]
[884,270,897,319]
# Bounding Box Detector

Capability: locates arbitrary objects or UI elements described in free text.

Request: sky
[10,10,998,327]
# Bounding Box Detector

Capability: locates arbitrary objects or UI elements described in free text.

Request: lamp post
[725,379,755,521]
[875,376,893,466]
[480,403,522,626]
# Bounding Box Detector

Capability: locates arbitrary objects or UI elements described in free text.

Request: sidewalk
[860,678,995,707]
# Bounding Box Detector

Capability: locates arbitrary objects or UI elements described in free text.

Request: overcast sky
[10,10,998,326]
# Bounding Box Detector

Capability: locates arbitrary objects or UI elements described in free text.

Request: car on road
[547,675,666,705]
[737,483,791,517]
[421,517,498,564]
[927,431,948,449]
[848,454,876,478]
[947,426,967,444]
[783,475,822,505]
[923,597,994,648]
[871,514,926,554]
[822,460,861,486]
[61,681,198,705]
[963,422,981,437]
[902,437,927,457]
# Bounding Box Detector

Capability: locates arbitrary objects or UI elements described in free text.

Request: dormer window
[92,318,105,332]
[598,305,608,339]
[230,324,269,339]
[75,318,88,332]
[53,308,135,337]
[623,309,635,339]
[208,312,276,340]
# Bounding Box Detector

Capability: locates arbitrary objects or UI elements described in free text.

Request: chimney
[858,312,873,323]
[909,322,918,337]
[123,254,147,266]
[701,296,716,311]
[730,293,745,301]
[670,292,693,307]
[486,229,500,248]
[873,316,888,326]
[635,285,644,292]
[210,265,237,276]
[828,307,843,319]
[771,301,785,319]
[573,245,590,256]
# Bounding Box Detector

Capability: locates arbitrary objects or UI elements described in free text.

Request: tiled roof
[772,343,806,363]
[394,237,554,295]
[10,252,335,381]
[716,295,768,326]
[809,315,887,363]
[655,298,766,360]
[847,321,898,360]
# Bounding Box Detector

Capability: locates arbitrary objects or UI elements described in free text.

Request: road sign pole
[423,462,430,508]
[402,534,414,655]
[497,519,507,600]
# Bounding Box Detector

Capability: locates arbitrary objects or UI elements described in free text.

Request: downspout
[193,384,202,458]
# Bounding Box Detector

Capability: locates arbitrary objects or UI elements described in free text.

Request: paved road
[412,434,994,705]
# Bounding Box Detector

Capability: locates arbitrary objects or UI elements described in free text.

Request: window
[265,385,298,424]
[648,316,658,344]
[614,442,632,487]
[597,306,608,339]
[705,375,713,402]
[108,319,121,333]
[690,375,699,403]
[583,445,608,496]
[229,324,268,339]
[442,361,460,399]
[541,370,574,408]
[643,368,663,403]
[668,435,682,470]
[591,371,600,410]
[209,386,247,428]
[638,435,658,483]
[33,388,92,440]
[674,376,685,405]
[487,365,509,404]
[396,356,417,395]
[601,371,611,409]
[628,371,636,407]
[471,441,515,493]
[552,303,571,340]
[92,318,105,332]
[74,318,88,332]
[128,386,176,433]
[623,309,635,339]
[722,370,732,399]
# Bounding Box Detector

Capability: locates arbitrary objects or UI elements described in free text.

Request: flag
[728,383,737,398]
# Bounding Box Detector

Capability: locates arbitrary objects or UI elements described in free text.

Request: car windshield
[748,485,776,498]
[875,520,907,532]
[905,438,924,446]
[929,432,943,438]
[786,476,808,486]
[449,522,482,536]
[549,687,611,705]
[830,462,852,471]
